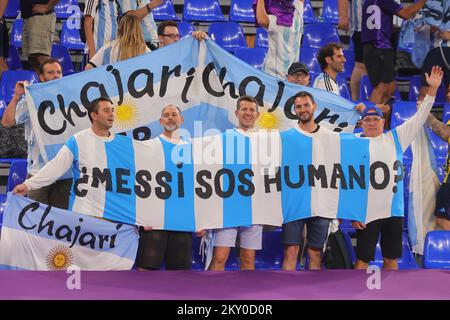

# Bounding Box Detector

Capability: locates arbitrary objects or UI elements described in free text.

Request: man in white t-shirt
[255,0,304,79]
[209,96,264,271]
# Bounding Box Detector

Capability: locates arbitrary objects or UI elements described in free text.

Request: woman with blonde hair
[85,15,150,70]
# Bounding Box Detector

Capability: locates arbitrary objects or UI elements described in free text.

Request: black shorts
[421,47,450,89]
[136,229,193,270]
[355,217,403,263]
[352,32,364,63]
[434,182,450,220]
[363,43,396,87]
[0,20,9,59]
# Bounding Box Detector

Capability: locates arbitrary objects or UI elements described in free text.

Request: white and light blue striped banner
[61,126,408,231]
[24,37,359,163]
[0,193,139,270]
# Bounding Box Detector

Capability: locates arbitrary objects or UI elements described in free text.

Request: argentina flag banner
[0,193,139,270]
[35,89,434,232]
[24,36,360,163]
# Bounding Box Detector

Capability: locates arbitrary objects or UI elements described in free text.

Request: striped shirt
[118,0,158,44]
[263,0,304,79]
[89,39,151,67]
[15,98,46,176]
[84,0,120,52]
[313,72,340,96]
[350,0,364,34]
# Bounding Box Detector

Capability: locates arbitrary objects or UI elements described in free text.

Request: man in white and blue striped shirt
[84,0,162,59]
[84,0,121,59]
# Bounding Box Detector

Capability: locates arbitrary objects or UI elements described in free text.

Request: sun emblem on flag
[46,245,74,271]
[255,105,286,130]
[114,98,140,130]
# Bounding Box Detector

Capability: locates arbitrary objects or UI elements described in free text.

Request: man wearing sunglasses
[157,21,207,48]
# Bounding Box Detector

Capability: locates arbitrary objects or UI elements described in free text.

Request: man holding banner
[281,91,332,271]
[209,96,264,271]
[13,96,117,211]
[135,104,195,271]
[352,66,443,270]
[2,59,72,210]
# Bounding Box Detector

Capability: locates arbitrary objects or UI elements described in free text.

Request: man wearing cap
[351,66,443,270]
[287,62,310,86]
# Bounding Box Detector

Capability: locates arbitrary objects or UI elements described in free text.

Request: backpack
[323,229,353,269]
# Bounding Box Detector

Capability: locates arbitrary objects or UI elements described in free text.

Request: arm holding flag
[13,143,74,196]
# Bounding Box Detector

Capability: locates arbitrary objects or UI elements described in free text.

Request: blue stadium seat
[6,160,27,192]
[423,231,450,269]
[0,100,6,118]
[254,27,268,49]
[0,71,39,104]
[51,44,75,76]
[303,0,317,24]
[208,22,247,53]
[390,100,416,164]
[435,83,447,104]
[4,0,19,18]
[341,229,356,264]
[343,49,355,80]
[183,0,225,22]
[337,75,351,99]
[369,233,418,270]
[55,0,79,19]
[177,21,195,38]
[152,0,180,21]
[359,75,373,101]
[302,23,340,49]
[444,103,450,123]
[229,0,255,23]
[60,23,85,51]
[408,75,421,101]
[428,129,448,166]
[6,46,23,70]
[0,160,27,220]
[255,229,284,270]
[234,47,267,70]
[320,0,339,24]
[10,19,23,48]
[299,47,320,74]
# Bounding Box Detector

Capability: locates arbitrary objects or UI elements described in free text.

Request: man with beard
[313,42,346,96]
[135,104,197,270]
[281,91,332,270]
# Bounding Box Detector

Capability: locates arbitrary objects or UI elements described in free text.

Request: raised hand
[13,184,29,196]
[425,65,443,89]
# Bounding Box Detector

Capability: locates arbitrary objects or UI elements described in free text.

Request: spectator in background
[157,21,207,48]
[20,0,59,73]
[313,42,346,95]
[84,0,162,59]
[352,66,442,270]
[418,0,450,102]
[287,62,310,86]
[1,59,72,209]
[119,0,164,50]
[85,15,150,69]
[361,0,426,107]
[84,0,122,60]
[0,0,8,77]
[255,0,304,79]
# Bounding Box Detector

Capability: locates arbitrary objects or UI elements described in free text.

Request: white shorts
[214,225,263,250]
